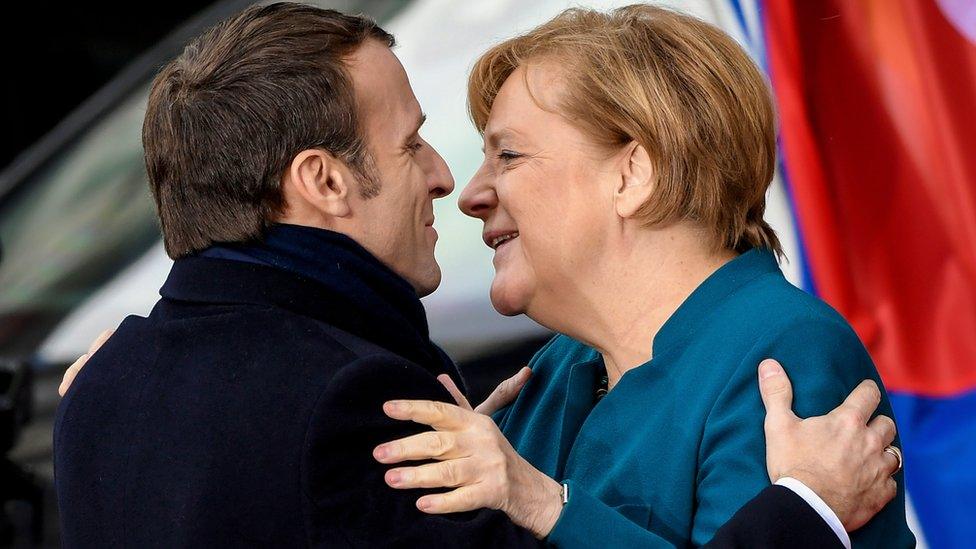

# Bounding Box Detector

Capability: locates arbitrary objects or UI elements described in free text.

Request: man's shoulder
[154,295,402,364]
[59,298,429,435]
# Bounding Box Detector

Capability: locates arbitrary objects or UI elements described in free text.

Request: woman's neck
[544,227,736,390]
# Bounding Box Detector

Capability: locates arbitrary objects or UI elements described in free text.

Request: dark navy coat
[53,243,540,547]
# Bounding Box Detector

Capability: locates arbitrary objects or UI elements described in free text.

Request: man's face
[345,40,455,297]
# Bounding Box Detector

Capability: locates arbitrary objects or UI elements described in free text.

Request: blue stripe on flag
[728,0,753,44]
[772,158,819,294]
[889,389,976,549]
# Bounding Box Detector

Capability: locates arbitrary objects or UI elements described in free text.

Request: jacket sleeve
[704,485,844,548]
[301,354,543,548]
[547,481,841,548]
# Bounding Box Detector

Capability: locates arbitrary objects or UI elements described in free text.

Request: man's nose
[458,165,496,219]
[427,147,455,199]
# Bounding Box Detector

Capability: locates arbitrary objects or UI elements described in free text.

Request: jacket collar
[159,229,462,385]
[652,248,782,359]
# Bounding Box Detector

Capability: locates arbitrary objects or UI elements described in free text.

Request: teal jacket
[496,249,914,548]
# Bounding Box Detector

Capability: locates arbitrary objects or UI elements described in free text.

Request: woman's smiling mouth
[485,230,520,250]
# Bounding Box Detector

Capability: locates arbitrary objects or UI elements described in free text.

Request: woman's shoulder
[715,274,881,416]
[727,271,861,345]
[688,271,877,400]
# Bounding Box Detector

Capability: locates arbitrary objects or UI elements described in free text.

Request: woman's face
[459,64,619,319]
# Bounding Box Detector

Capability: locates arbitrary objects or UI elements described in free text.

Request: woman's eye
[497,150,522,162]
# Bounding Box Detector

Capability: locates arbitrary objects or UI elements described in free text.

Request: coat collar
[652,248,782,359]
[159,235,463,386]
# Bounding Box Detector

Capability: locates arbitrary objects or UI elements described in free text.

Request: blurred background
[1,0,973,546]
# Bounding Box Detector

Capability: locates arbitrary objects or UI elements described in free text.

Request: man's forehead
[347,40,421,134]
[348,42,404,101]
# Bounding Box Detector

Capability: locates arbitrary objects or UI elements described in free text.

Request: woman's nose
[458,166,497,219]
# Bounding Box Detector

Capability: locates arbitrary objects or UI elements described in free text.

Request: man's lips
[483,229,519,249]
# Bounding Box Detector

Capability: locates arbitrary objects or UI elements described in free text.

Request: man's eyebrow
[407,113,427,140]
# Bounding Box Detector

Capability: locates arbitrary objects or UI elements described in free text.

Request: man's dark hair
[143,2,394,258]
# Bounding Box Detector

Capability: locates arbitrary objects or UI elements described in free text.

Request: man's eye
[408,142,423,154]
[497,150,522,162]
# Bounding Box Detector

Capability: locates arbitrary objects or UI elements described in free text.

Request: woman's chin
[489,279,529,317]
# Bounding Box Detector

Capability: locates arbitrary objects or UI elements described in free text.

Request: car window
[0,91,157,355]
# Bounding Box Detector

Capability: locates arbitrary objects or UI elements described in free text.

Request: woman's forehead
[484,64,567,138]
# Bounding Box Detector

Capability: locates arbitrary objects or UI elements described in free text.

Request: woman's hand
[437,366,532,416]
[59,328,114,396]
[373,393,563,539]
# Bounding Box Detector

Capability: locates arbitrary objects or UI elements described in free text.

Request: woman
[372,5,914,547]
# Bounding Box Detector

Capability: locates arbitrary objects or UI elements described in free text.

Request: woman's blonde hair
[468,4,782,255]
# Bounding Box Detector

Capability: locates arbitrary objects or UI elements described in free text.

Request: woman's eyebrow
[483,128,521,151]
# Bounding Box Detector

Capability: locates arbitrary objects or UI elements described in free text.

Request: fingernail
[387,470,401,485]
[385,401,405,413]
[418,496,438,511]
[373,445,388,460]
[759,359,782,380]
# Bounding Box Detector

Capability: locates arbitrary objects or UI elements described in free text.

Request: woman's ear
[283,149,353,218]
[614,141,655,219]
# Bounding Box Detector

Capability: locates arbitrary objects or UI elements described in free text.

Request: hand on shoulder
[758,359,901,531]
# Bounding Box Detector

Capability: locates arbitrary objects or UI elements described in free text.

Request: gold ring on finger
[883,445,903,475]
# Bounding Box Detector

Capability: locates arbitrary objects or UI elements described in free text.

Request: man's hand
[437,366,531,416]
[58,329,114,396]
[758,359,901,532]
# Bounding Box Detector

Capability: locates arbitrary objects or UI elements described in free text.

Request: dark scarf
[199,223,465,391]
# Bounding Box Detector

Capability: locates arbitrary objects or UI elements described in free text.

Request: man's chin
[412,265,442,297]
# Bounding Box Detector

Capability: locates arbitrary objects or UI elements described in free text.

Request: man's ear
[614,141,655,219]
[283,149,353,218]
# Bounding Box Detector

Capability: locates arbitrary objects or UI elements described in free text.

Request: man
[55,3,900,547]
